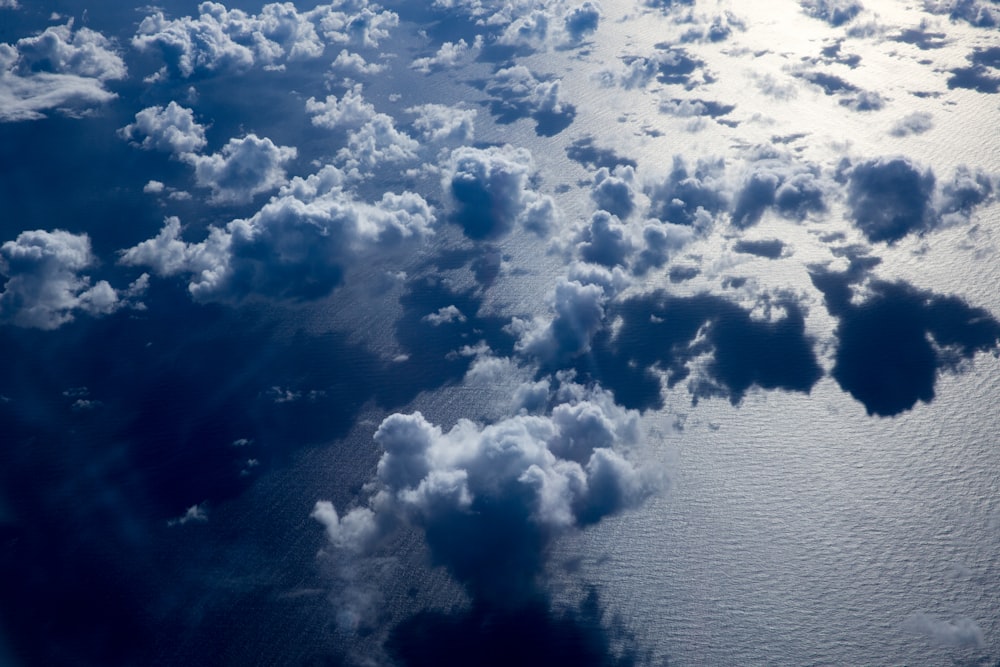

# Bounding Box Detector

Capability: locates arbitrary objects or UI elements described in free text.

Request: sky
[1,0,999,665]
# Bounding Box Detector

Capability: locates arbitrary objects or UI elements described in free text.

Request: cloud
[484,65,576,136]
[444,144,557,240]
[184,133,297,204]
[591,165,639,219]
[577,211,633,268]
[512,278,609,365]
[563,2,602,42]
[410,37,482,74]
[120,166,434,302]
[731,152,826,228]
[118,102,207,154]
[306,85,418,172]
[800,0,863,25]
[937,165,995,219]
[0,230,146,329]
[644,155,727,227]
[0,22,125,121]
[889,111,933,137]
[923,0,999,27]
[601,47,711,90]
[844,157,936,243]
[811,264,1000,416]
[132,1,399,78]
[407,103,477,143]
[328,48,384,76]
[313,377,658,607]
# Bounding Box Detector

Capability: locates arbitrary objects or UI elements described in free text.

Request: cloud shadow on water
[569,291,823,411]
[811,267,1000,416]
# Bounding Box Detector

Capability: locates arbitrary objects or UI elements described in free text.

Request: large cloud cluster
[0,21,126,121]
[1,230,146,329]
[133,1,399,78]
[444,145,557,239]
[313,378,658,606]
[120,165,434,301]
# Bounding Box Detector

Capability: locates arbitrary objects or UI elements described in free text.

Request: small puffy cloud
[801,0,863,25]
[410,37,481,74]
[185,133,297,204]
[644,155,727,228]
[485,65,576,135]
[577,211,632,268]
[0,22,125,121]
[14,22,126,81]
[0,230,145,329]
[845,157,936,243]
[591,165,639,219]
[923,0,998,27]
[889,111,933,137]
[937,166,995,219]
[513,278,608,364]
[313,378,658,606]
[444,145,557,240]
[306,84,376,129]
[407,104,476,143]
[120,166,435,302]
[564,2,602,42]
[307,85,418,172]
[633,221,696,275]
[329,49,384,76]
[119,102,207,154]
[731,153,826,228]
[599,47,709,90]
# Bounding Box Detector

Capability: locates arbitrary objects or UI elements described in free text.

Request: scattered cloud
[1,230,146,329]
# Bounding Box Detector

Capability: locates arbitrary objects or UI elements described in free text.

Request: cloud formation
[185,133,297,204]
[1,230,145,329]
[120,165,434,301]
[444,144,557,239]
[0,21,125,121]
[314,377,658,607]
[133,1,399,78]
[118,102,208,154]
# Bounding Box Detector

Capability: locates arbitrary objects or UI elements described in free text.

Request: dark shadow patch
[668,265,700,282]
[566,138,638,170]
[570,291,823,410]
[948,65,1000,93]
[379,277,516,409]
[893,28,948,50]
[846,157,935,243]
[533,106,577,137]
[388,593,640,667]
[796,70,858,95]
[811,269,1000,416]
[661,98,735,117]
[733,239,785,258]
